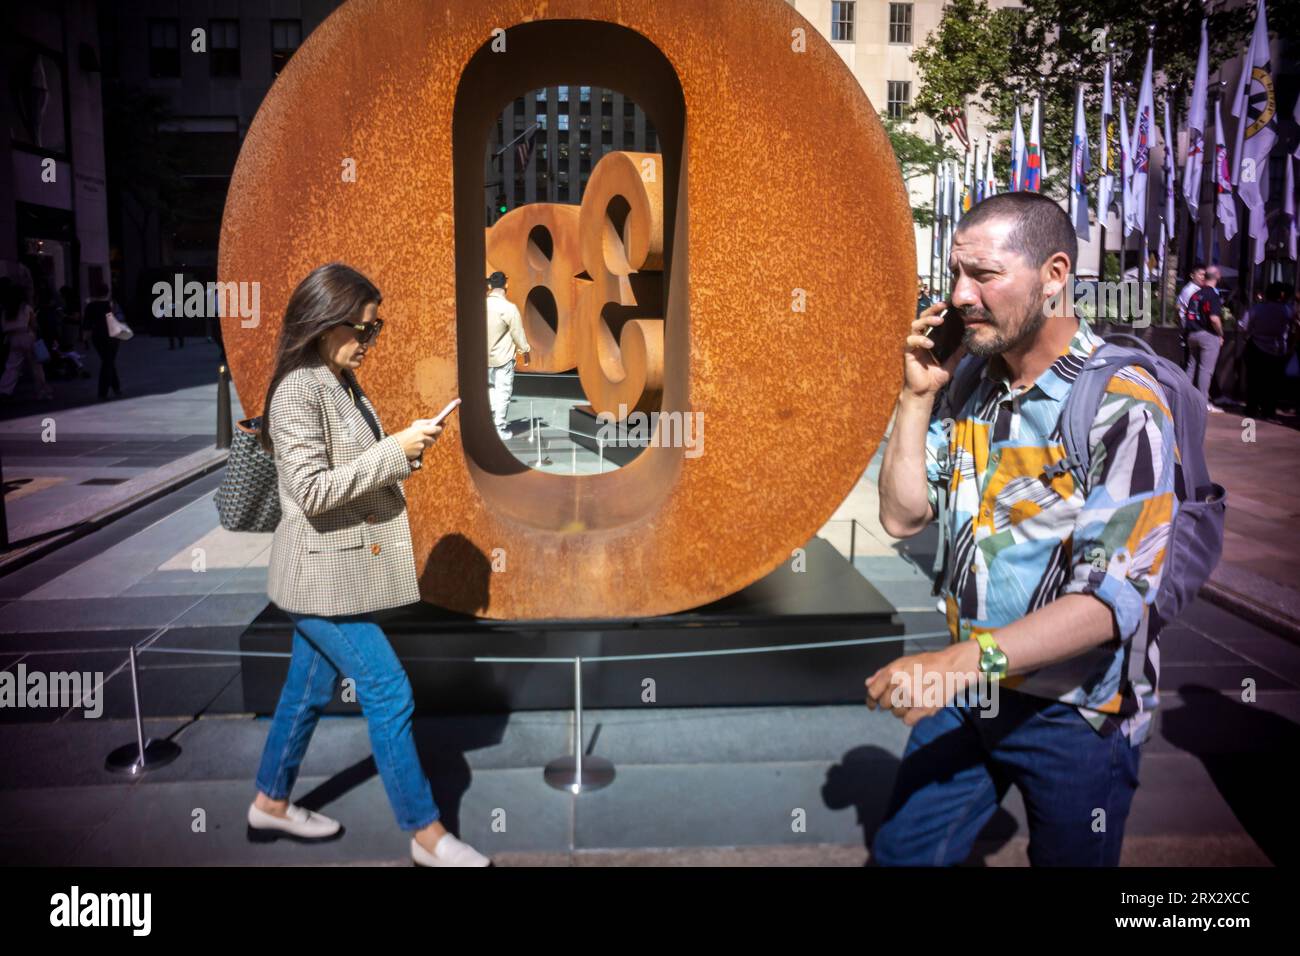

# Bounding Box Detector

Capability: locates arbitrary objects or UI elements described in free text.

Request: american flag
[941,106,969,149]
[516,124,538,169]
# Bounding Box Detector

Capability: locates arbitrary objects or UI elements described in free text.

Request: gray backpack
[932,333,1226,632]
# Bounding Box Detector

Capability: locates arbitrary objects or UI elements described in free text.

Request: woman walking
[0,283,54,400]
[249,262,488,867]
[83,282,123,400]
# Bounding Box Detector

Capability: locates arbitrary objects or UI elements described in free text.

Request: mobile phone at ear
[925,305,964,364]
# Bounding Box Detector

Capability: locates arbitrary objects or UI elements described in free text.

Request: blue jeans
[254,612,440,831]
[871,688,1141,866]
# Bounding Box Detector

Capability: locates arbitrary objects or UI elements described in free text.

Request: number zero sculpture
[218,0,913,620]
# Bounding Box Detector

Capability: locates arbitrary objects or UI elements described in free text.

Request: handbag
[106,302,133,341]
[214,417,282,532]
[33,338,51,363]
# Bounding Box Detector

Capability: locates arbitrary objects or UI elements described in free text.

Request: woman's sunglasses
[343,317,384,345]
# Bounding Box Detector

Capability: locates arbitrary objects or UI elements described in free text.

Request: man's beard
[960,291,1048,357]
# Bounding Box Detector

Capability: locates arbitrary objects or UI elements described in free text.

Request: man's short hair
[1191,262,1207,273]
[487,271,507,289]
[954,192,1077,274]
[1204,265,1221,282]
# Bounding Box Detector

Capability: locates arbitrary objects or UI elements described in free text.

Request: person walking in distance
[83,281,123,400]
[485,271,529,440]
[0,282,54,401]
[1184,265,1225,413]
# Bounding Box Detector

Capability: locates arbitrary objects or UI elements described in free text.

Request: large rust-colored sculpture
[487,150,664,415]
[218,0,913,620]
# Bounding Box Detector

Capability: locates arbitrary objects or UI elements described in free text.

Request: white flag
[1214,99,1238,242]
[1071,85,1091,240]
[1099,59,1115,220]
[1231,0,1276,265]
[1129,47,1155,236]
[1183,19,1208,222]
[1011,105,1026,192]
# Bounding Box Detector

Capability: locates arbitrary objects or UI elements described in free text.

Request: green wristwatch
[973,631,1008,679]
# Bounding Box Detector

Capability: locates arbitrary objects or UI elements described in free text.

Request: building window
[209,19,240,77]
[149,19,180,78]
[271,20,301,76]
[831,2,855,42]
[887,81,911,119]
[889,4,913,44]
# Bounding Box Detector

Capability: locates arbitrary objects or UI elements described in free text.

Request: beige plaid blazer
[265,361,422,616]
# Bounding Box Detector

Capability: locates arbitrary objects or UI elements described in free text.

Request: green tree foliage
[882,117,958,227]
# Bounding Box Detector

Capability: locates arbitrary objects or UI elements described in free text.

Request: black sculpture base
[238,537,902,714]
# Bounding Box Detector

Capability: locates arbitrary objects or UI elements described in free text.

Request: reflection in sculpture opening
[482,85,666,475]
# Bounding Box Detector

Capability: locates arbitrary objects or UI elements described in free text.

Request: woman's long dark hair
[259,262,382,454]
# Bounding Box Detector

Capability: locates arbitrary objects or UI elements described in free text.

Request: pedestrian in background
[0,282,54,401]
[1240,283,1296,421]
[485,270,529,440]
[1184,265,1225,413]
[83,281,124,401]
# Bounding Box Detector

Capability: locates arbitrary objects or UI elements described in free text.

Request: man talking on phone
[871,193,1178,866]
[486,271,530,440]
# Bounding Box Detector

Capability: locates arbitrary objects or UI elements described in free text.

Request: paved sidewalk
[0,363,1297,865]
[1199,411,1300,634]
[1,336,237,561]
[0,451,1296,865]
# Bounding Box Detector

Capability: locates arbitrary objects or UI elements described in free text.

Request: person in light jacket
[249,262,489,867]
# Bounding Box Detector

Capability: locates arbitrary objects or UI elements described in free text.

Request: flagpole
[1121,80,1131,284]
[1210,81,1225,269]
[1100,44,1115,284]
[1179,80,1195,285]
[1138,23,1155,320]
[929,147,940,297]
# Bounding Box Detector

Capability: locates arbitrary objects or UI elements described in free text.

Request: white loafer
[411,833,491,867]
[247,802,343,843]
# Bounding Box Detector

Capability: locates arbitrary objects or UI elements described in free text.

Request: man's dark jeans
[871,687,1141,866]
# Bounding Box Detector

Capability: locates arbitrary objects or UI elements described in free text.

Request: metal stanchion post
[597,436,605,474]
[216,364,232,450]
[105,645,182,774]
[849,520,857,564]
[544,656,614,793]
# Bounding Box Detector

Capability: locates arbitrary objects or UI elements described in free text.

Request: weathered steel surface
[218,0,912,620]
[485,150,664,414]
[485,202,583,373]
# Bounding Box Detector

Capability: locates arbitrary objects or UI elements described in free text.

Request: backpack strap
[1053,339,1161,495]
